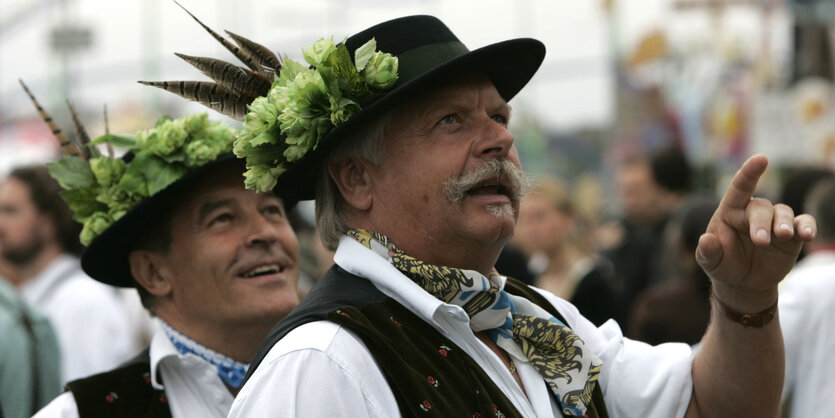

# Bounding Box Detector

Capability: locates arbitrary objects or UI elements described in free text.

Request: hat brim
[80,155,239,287]
[274,38,545,201]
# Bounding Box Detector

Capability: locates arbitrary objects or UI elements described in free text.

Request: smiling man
[145,14,815,418]
[30,113,300,418]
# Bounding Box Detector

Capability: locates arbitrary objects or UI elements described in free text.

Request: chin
[485,203,514,218]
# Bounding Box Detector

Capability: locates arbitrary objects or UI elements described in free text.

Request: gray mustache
[443,159,533,204]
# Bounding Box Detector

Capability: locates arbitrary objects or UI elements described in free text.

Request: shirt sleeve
[31,392,80,418]
[229,322,399,418]
[534,287,695,418]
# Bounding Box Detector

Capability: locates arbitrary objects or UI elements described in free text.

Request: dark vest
[246,265,609,417]
[65,349,172,418]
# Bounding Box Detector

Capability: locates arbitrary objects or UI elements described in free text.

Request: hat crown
[346,15,461,57]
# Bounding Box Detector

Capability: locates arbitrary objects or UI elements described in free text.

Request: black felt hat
[274,15,546,201]
[80,154,239,287]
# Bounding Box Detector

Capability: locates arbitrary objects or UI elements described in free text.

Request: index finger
[719,154,769,211]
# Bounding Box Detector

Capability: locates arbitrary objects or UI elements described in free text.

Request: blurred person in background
[286,202,333,297]
[514,175,619,326]
[0,263,62,418]
[0,165,140,383]
[494,243,536,286]
[602,147,693,326]
[778,166,834,261]
[32,113,301,418]
[779,178,835,417]
[628,197,717,345]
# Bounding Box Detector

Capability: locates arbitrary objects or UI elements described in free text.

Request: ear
[128,250,173,297]
[328,158,374,211]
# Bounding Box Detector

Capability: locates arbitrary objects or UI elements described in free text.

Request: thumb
[696,233,723,273]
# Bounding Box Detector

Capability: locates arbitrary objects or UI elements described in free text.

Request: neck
[4,245,62,287]
[156,311,273,364]
[350,220,510,276]
[545,244,583,275]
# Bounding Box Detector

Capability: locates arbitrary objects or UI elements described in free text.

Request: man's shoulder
[265,320,369,361]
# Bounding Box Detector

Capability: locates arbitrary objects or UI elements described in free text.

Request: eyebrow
[197,198,235,224]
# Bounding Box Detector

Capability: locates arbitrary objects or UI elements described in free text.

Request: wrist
[711,281,779,328]
[710,280,779,313]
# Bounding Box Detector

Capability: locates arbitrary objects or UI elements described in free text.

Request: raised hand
[695,155,816,306]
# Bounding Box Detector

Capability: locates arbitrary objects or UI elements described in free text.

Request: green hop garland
[235,37,399,192]
[47,113,236,245]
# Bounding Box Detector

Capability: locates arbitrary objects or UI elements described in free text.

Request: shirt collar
[333,235,507,325]
[148,319,251,390]
[149,319,178,390]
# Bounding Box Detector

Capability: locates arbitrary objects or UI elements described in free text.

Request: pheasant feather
[174,53,271,98]
[225,30,282,76]
[65,99,97,159]
[103,104,115,158]
[137,80,251,120]
[19,79,86,159]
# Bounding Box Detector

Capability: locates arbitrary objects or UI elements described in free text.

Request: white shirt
[779,250,835,418]
[230,236,695,417]
[33,319,235,418]
[20,255,140,383]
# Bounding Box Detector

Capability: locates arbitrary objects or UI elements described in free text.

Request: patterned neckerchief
[348,228,602,417]
[160,321,249,388]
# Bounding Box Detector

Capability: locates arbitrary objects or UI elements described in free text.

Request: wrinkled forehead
[172,160,278,220]
[382,73,509,141]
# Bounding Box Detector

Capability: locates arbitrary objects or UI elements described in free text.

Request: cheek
[279,226,300,259]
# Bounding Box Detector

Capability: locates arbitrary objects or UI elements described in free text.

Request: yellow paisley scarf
[348,229,602,417]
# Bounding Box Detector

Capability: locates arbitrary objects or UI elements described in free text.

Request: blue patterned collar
[160,321,249,388]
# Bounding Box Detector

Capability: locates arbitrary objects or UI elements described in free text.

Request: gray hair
[315,113,390,250]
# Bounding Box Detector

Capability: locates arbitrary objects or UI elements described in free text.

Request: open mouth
[467,182,511,197]
[239,264,284,278]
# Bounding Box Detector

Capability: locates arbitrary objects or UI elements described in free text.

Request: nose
[471,117,514,160]
[245,213,280,248]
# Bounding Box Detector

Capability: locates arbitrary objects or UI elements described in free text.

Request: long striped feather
[65,99,96,159]
[137,80,251,120]
[18,79,85,158]
[173,0,261,74]
[174,53,271,97]
[103,104,114,158]
[225,30,282,76]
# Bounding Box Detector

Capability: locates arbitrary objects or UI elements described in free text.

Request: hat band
[397,41,469,83]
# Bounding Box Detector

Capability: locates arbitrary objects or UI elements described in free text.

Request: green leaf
[47,157,97,190]
[155,114,174,127]
[353,38,377,72]
[117,152,188,197]
[249,130,280,147]
[59,188,106,220]
[245,143,285,166]
[91,134,137,149]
